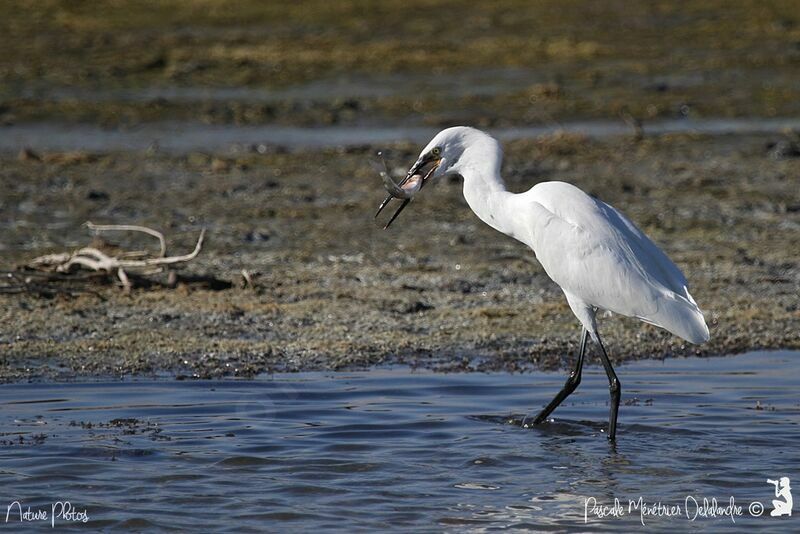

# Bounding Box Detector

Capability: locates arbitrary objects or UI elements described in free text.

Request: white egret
[376,126,709,441]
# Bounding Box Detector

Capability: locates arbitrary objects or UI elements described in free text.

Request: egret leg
[595,334,621,441]
[525,328,589,427]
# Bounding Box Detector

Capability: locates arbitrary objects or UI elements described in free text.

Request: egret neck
[455,143,525,243]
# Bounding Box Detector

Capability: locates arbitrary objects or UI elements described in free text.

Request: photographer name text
[584,496,765,525]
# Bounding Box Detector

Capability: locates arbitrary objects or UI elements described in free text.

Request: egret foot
[522,329,588,428]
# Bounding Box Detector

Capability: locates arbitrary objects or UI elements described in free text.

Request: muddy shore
[1,132,798,381]
[0,1,799,381]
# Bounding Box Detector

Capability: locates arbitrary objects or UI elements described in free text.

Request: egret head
[375,126,501,228]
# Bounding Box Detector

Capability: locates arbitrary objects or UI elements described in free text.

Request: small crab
[374,151,440,229]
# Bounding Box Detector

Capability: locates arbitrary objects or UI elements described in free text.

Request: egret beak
[374,153,440,229]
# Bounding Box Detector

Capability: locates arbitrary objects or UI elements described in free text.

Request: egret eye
[431,147,441,156]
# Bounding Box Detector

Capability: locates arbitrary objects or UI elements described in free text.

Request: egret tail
[637,288,709,345]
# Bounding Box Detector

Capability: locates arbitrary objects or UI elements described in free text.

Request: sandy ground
[1,132,798,381]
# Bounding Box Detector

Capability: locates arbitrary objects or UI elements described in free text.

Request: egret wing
[522,190,708,343]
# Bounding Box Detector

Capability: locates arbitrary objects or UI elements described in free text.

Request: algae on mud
[0,132,798,381]
[2,1,800,126]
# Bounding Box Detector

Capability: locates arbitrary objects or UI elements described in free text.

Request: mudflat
[0,1,798,381]
[1,132,798,381]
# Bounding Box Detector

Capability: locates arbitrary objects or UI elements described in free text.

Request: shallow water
[3,117,800,153]
[1,351,798,531]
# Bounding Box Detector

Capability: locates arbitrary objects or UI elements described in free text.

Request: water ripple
[1,350,798,531]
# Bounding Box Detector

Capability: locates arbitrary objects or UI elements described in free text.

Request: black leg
[595,334,621,441]
[524,329,589,427]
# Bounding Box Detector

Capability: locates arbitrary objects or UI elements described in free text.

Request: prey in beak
[374,151,441,229]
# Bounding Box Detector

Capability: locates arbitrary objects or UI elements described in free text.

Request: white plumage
[377,125,709,440]
[517,182,708,344]
[421,126,709,345]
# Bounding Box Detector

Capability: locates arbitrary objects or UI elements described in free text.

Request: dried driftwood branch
[56,231,204,272]
[24,223,206,292]
[85,222,167,257]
